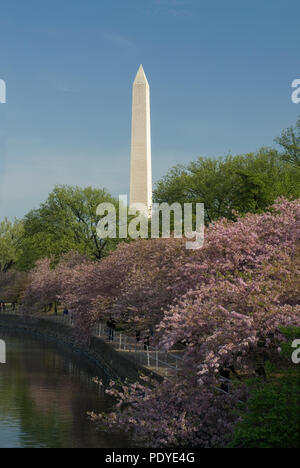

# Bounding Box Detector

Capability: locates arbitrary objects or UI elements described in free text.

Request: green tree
[0,218,24,272]
[275,116,300,168]
[228,374,300,448]
[233,171,273,214]
[229,327,300,448]
[153,149,300,223]
[17,185,123,270]
[154,157,240,223]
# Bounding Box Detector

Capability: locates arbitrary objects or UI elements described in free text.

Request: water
[0,333,131,448]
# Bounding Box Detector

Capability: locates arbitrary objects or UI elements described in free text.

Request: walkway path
[2,307,184,379]
[93,322,184,378]
[2,307,233,393]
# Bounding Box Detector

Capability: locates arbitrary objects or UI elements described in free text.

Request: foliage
[278,326,300,359]
[21,252,90,314]
[228,374,300,448]
[0,270,28,303]
[90,375,246,448]
[6,196,300,446]
[5,190,300,446]
[17,185,122,270]
[153,149,300,223]
[87,198,300,447]
[0,218,24,272]
[275,115,300,168]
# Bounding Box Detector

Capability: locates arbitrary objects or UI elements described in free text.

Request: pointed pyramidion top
[134,64,149,85]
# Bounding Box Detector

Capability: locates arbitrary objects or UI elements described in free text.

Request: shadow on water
[0,331,132,448]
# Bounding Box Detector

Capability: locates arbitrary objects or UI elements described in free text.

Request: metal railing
[0,304,19,314]
[0,305,237,395]
[0,306,183,378]
[93,322,184,377]
[51,315,184,377]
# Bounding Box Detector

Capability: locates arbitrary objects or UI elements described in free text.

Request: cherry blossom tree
[90,198,300,447]
[18,198,300,446]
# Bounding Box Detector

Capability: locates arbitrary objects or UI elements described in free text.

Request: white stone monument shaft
[130,65,152,216]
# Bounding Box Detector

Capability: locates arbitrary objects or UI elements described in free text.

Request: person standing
[110,318,116,341]
[107,318,112,340]
[144,334,150,350]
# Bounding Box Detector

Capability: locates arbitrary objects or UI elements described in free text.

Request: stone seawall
[0,314,161,382]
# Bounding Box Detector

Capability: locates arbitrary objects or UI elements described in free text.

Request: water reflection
[0,333,130,448]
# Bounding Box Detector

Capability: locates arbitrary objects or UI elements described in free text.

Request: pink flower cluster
[21,198,300,446]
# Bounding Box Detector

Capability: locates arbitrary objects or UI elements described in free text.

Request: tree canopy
[17,185,122,270]
[84,197,299,447]
[153,148,300,223]
[275,115,300,168]
[0,218,24,272]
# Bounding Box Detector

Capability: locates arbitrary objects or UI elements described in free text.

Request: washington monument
[129,65,152,217]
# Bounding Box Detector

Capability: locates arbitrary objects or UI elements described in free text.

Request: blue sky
[0,0,299,218]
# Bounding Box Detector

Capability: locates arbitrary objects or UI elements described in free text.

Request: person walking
[106,318,112,340]
[254,340,267,381]
[219,363,241,393]
[107,317,116,341]
[144,334,150,351]
[110,318,116,341]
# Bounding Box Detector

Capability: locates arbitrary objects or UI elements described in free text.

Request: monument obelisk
[130,65,152,217]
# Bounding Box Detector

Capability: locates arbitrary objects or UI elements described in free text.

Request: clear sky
[0,0,299,218]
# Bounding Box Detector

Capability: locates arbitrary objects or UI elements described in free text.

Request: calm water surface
[0,332,131,448]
